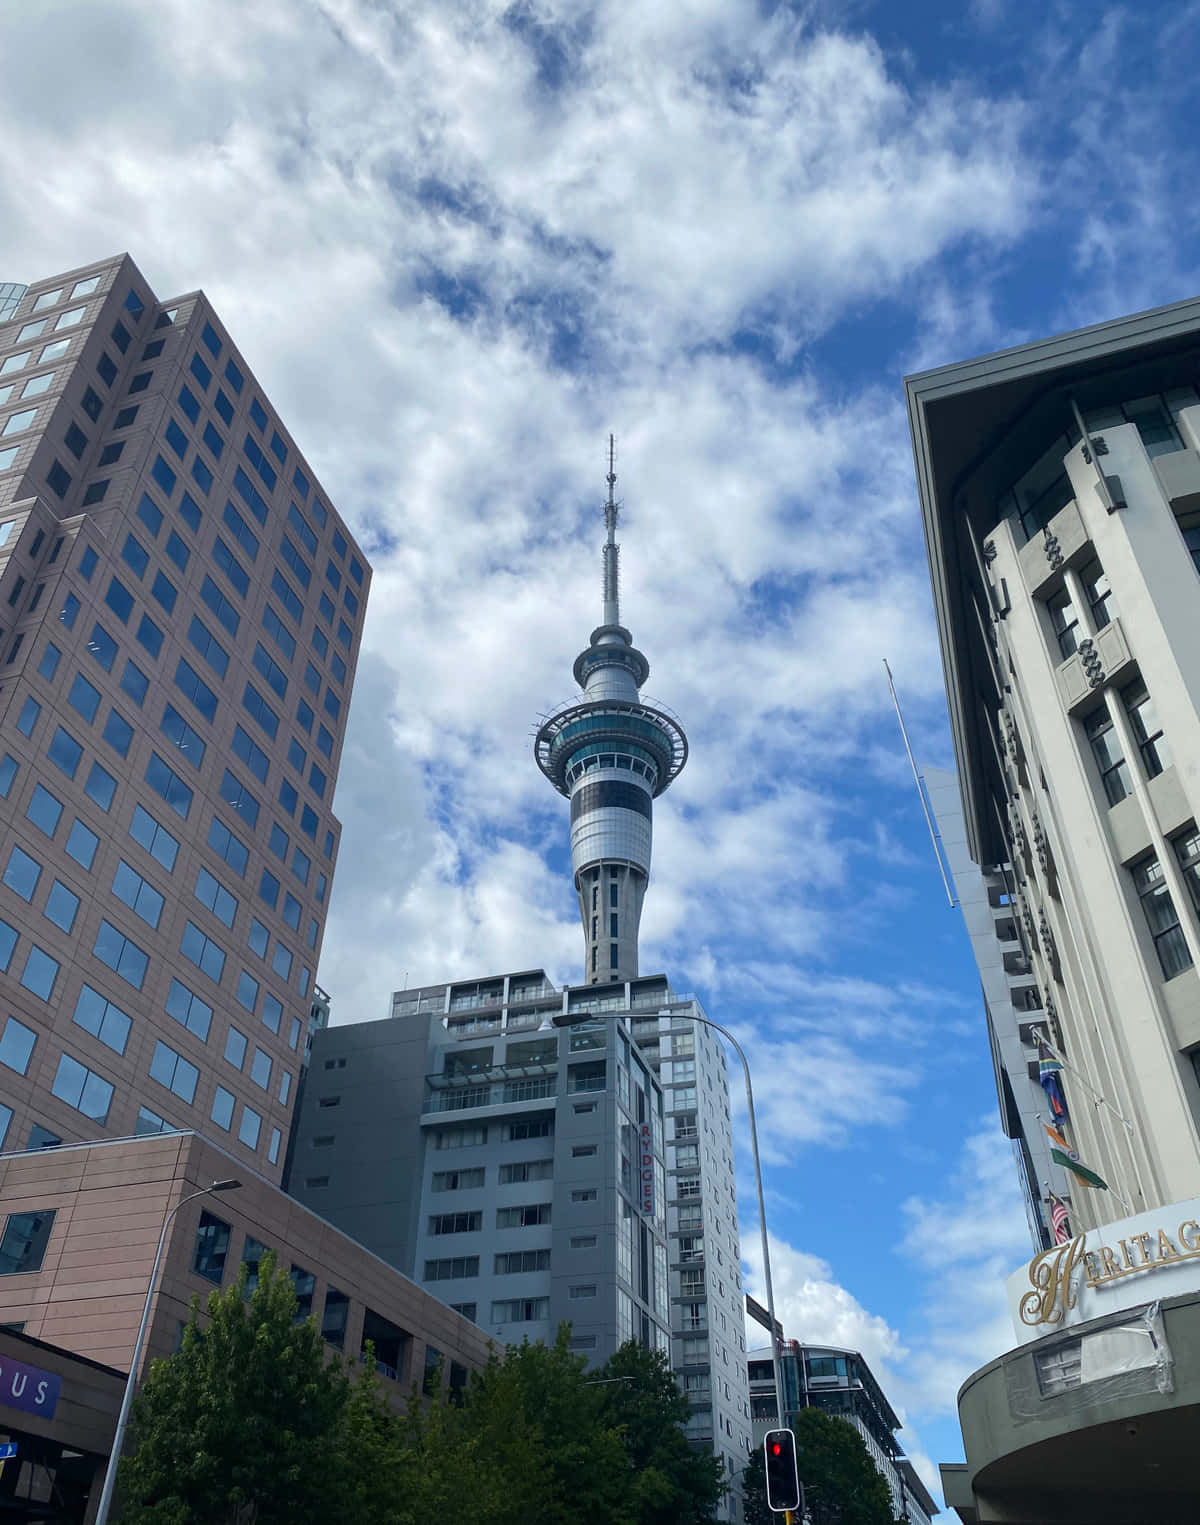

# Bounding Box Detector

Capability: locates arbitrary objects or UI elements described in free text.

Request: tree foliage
[117,1285,724,1525]
[741,1407,896,1525]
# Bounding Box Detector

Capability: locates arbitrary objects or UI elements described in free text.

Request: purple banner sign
[0,1356,61,1419]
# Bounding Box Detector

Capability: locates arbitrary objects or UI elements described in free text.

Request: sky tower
[535,440,688,983]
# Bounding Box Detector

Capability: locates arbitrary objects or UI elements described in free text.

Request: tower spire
[534,443,688,985]
[603,434,620,628]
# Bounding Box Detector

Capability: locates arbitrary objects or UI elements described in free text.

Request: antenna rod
[602,434,620,626]
[883,659,956,908]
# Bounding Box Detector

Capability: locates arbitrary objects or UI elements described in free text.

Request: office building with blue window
[0,254,368,1176]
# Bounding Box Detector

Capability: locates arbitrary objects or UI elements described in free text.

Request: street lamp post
[94,1177,242,1525]
[551,1007,788,1437]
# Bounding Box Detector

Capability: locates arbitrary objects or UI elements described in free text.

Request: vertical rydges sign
[640,1122,654,1216]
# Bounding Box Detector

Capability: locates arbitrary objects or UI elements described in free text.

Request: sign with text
[0,1356,61,1419]
[1007,1196,1200,1344]
[640,1122,654,1217]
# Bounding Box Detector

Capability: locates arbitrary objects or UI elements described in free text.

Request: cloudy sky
[5,0,1200,1496]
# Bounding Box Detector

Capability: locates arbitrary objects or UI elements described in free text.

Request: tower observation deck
[535,440,688,983]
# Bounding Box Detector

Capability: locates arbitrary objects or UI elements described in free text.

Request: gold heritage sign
[1019,1217,1200,1328]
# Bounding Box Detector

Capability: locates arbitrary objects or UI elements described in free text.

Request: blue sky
[4,0,1200,1498]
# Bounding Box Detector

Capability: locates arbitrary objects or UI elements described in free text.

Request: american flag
[1049,1194,1071,1244]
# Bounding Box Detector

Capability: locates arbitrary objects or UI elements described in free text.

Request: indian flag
[1044,1122,1108,1190]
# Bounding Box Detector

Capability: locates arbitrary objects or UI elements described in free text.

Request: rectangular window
[239,1107,262,1149]
[429,1212,482,1235]
[93,919,150,989]
[130,804,179,871]
[112,860,165,929]
[145,753,193,819]
[211,1086,235,1130]
[51,1053,113,1122]
[1132,855,1193,979]
[424,1258,480,1281]
[26,784,62,838]
[232,725,270,782]
[213,537,249,597]
[1084,706,1130,806]
[322,1288,349,1347]
[0,1016,35,1074]
[219,770,259,827]
[496,1203,551,1228]
[434,1124,488,1149]
[490,1298,548,1324]
[195,866,238,927]
[193,1212,229,1283]
[166,977,213,1041]
[200,576,240,637]
[160,704,206,769]
[0,1211,56,1275]
[150,1039,199,1103]
[431,1168,486,1191]
[180,920,226,983]
[1123,682,1170,778]
[494,1248,556,1277]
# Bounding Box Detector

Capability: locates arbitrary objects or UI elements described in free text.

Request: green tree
[741,1444,771,1525]
[455,1326,634,1525]
[591,1341,725,1525]
[793,1407,895,1525]
[117,1253,359,1524]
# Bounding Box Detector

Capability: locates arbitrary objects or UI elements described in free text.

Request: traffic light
[763,1427,801,1513]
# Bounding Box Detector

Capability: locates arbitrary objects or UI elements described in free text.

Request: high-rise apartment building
[0,255,369,1178]
[290,456,752,1515]
[908,296,1200,1520]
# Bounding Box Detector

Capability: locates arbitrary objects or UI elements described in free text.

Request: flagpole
[1034,1028,1135,1135]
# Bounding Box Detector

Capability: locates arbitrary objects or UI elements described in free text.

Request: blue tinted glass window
[243,434,277,491]
[121,533,149,579]
[112,860,164,928]
[150,1040,199,1103]
[232,725,270,782]
[165,419,187,459]
[311,626,328,659]
[253,644,288,698]
[96,354,117,387]
[293,466,309,499]
[203,422,224,459]
[137,613,163,659]
[286,503,317,555]
[242,684,278,740]
[331,652,346,684]
[219,770,259,829]
[296,700,313,734]
[195,867,237,927]
[248,918,270,958]
[125,288,145,317]
[180,920,225,983]
[105,576,133,624]
[237,970,259,1012]
[222,501,259,560]
[189,353,212,390]
[249,398,267,431]
[262,606,296,661]
[325,558,341,589]
[208,816,249,877]
[3,845,41,901]
[258,870,279,908]
[304,663,320,696]
[350,557,364,586]
[145,752,193,819]
[308,764,327,800]
[121,658,149,707]
[213,537,249,597]
[166,977,213,1041]
[336,619,352,650]
[151,570,177,614]
[74,985,131,1053]
[319,593,334,624]
[110,321,131,354]
[93,919,149,989]
[191,456,214,496]
[79,546,98,581]
[115,405,139,428]
[187,616,229,679]
[278,780,298,816]
[287,738,306,773]
[137,492,164,537]
[179,491,202,533]
[65,818,99,869]
[151,454,177,497]
[52,1052,113,1121]
[128,370,151,393]
[202,322,222,358]
[270,431,287,465]
[224,357,243,394]
[47,726,82,779]
[269,824,288,860]
[129,804,179,871]
[87,624,118,673]
[343,588,359,617]
[160,704,206,770]
[26,785,61,837]
[175,658,218,723]
[233,466,269,525]
[45,459,71,497]
[0,1015,35,1073]
[300,806,318,840]
[316,725,333,758]
[199,576,239,637]
[271,570,304,625]
[178,385,200,423]
[101,709,133,759]
[0,755,17,798]
[16,697,39,737]
[279,536,312,591]
[44,880,79,933]
[331,530,347,560]
[282,894,301,932]
[214,388,234,425]
[85,759,118,810]
[291,847,310,885]
[165,530,189,571]
[315,873,327,904]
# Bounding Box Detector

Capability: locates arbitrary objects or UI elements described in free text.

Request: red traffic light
[764,1428,801,1512]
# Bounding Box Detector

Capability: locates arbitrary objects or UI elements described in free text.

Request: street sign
[0,1442,17,1460]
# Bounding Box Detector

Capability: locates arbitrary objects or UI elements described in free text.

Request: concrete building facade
[0,255,369,1178]
[907,295,1200,1519]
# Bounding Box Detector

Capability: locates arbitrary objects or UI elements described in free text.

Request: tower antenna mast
[603,433,620,627]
